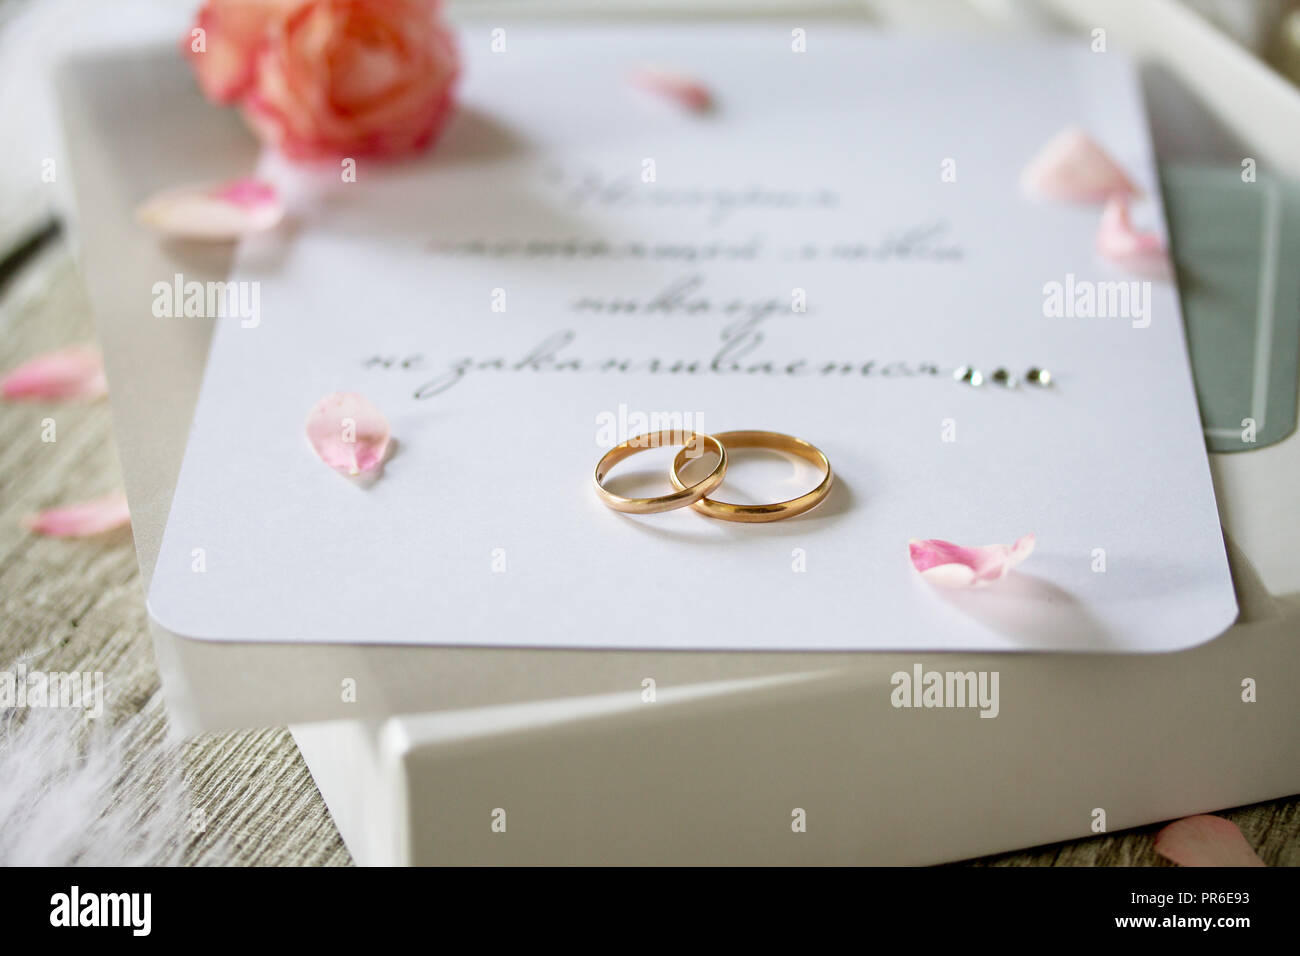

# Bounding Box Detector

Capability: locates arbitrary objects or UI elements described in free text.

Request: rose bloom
[188,0,298,103]
[187,0,459,160]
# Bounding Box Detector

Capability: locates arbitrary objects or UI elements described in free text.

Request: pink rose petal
[305,392,391,477]
[1097,195,1167,265]
[1022,127,1138,203]
[1154,815,1265,867]
[185,0,297,104]
[238,2,460,161]
[628,66,713,112]
[213,178,278,209]
[1,346,107,402]
[908,533,1035,589]
[135,178,284,241]
[23,492,131,538]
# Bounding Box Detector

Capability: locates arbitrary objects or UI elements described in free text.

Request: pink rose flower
[186,0,459,160]
[187,0,298,104]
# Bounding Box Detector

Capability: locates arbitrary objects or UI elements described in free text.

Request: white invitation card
[149,24,1236,652]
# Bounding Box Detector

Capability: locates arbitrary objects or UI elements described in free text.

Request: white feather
[0,694,190,866]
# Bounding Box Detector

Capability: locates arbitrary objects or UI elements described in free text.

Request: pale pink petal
[628,67,713,112]
[909,533,1035,589]
[305,392,391,477]
[1007,533,1036,567]
[1022,127,1138,203]
[1,346,107,402]
[23,492,131,538]
[1097,195,1167,265]
[213,178,278,208]
[1155,816,1265,867]
[135,178,284,241]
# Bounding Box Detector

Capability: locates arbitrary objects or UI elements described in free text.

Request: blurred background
[5,0,1300,264]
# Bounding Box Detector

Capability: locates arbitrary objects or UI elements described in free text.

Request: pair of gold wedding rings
[593,429,833,523]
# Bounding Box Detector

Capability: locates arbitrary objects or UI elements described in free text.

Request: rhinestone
[1026,367,1052,386]
[953,365,984,387]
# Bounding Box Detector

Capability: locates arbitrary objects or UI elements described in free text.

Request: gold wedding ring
[594,431,728,514]
[669,430,833,523]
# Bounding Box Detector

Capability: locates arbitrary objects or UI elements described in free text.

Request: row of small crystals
[953,366,1052,388]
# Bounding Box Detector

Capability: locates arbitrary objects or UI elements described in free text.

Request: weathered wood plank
[0,246,348,866]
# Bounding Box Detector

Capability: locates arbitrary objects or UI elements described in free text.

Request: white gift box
[53,0,1300,864]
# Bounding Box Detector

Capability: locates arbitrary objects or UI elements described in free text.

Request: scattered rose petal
[212,178,278,209]
[1154,816,1265,867]
[628,66,713,112]
[1022,127,1138,203]
[23,492,131,538]
[1097,195,1167,266]
[135,178,284,241]
[908,534,1035,588]
[305,392,391,477]
[1,346,107,402]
